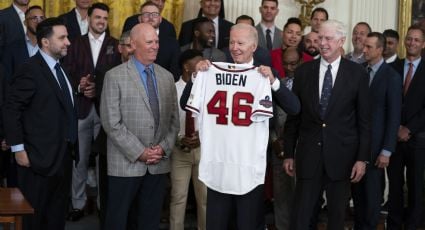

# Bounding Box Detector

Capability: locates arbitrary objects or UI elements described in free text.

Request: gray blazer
[100,60,179,177]
[256,24,282,50]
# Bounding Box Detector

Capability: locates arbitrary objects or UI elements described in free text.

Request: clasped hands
[79,74,95,98]
[138,145,165,165]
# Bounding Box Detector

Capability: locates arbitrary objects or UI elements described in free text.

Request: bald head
[130,23,159,65]
[282,47,301,77]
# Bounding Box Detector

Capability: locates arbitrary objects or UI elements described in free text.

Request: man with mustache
[304,31,320,59]
[63,2,121,222]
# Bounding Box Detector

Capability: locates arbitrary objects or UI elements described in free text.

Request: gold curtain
[0,0,185,38]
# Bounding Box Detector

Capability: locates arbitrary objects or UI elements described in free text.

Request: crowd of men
[0,0,425,230]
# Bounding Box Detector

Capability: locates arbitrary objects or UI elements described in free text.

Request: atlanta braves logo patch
[259,96,272,108]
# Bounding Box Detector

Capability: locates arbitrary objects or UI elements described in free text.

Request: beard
[306,48,319,57]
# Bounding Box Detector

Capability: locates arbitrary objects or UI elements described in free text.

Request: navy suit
[222,46,272,67]
[157,35,181,81]
[179,17,233,49]
[0,5,25,61]
[122,14,176,39]
[387,58,425,230]
[352,61,402,230]
[1,38,31,83]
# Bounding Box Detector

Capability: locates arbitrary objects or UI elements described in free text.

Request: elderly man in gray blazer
[100,23,179,230]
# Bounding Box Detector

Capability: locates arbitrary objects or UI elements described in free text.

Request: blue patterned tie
[54,63,77,143]
[319,64,332,119]
[145,68,159,132]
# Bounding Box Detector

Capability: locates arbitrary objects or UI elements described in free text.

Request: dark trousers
[352,165,384,230]
[18,152,72,230]
[104,172,167,230]
[290,162,351,230]
[206,185,265,230]
[387,142,425,230]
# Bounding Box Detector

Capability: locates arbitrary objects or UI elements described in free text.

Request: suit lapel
[127,61,151,112]
[325,58,347,116]
[96,36,110,68]
[311,60,321,118]
[153,64,166,129]
[82,35,95,70]
[405,59,425,98]
[370,62,386,89]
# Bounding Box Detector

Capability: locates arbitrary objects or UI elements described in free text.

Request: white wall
[182,0,399,52]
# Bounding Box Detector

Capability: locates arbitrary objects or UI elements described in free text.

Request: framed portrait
[398,0,425,56]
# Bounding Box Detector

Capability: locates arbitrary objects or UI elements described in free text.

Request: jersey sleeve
[251,76,273,122]
[185,71,206,117]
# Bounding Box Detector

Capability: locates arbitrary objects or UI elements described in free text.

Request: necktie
[367,66,373,86]
[185,111,195,137]
[403,62,413,96]
[320,64,333,119]
[54,63,77,143]
[145,68,159,131]
[266,29,272,50]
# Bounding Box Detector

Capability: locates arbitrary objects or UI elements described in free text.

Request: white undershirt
[88,32,105,67]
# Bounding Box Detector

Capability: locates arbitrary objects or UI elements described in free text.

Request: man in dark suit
[387,25,425,230]
[3,17,78,230]
[179,0,233,49]
[351,32,402,230]
[0,0,29,61]
[139,1,180,80]
[383,29,400,64]
[122,0,176,38]
[63,2,121,221]
[58,0,92,42]
[283,19,370,230]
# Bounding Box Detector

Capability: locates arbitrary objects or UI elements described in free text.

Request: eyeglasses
[140,12,160,18]
[27,16,45,22]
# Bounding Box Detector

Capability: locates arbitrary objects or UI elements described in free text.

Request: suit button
[322,123,326,128]
[318,142,322,146]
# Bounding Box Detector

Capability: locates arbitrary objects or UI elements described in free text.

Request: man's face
[311,11,326,32]
[88,8,108,35]
[282,23,302,48]
[304,32,320,56]
[352,24,370,52]
[25,8,45,35]
[140,5,162,29]
[282,49,301,78]
[150,0,165,12]
[383,37,399,57]
[185,56,204,74]
[75,0,92,9]
[363,36,383,64]
[118,37,134,62]
[43,25,70,60]
[196,22,215,48]
[229,28,256,64]
[259,1,279,23]
[405,29,425,58]
[200,0,221,18]
[318,26,345,63]
[131,25,159,65]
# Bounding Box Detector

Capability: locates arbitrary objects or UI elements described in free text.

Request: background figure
[58,0,93,43]
[283,19,370,230]
[303,31,320,59]
[3,17,78,230]
[255,0,282,50]
[309,7,328,33]
[383,29,400,63]
[345,22,371,63]
[169,49,206,230]
[101,23,179,230]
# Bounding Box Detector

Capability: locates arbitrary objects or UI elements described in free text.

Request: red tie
[404,63,413,96]
[185,111,195,137]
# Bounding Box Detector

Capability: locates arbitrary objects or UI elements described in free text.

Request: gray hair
[230,23,258,46]
[119,30,131,44]
[320,19,347,39]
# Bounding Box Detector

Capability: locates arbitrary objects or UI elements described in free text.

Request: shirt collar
[88,31,105,43]
[369,58,384,73]
[39,50,59,70]
[75,8,86,21]
[132,56,153,72]
[260,23,275,33]
[203,14,219,24]
[12,3,25,16]
[320,55,342,69]
[405,56,421,68]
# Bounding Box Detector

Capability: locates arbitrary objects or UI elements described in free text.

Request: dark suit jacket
[122,14,176,38]
[58,8,82,43]
[157,35,181,81]
[367,62,401,160]
[0,5,25,61]
[223,46,272,67]
[391,58,425,148]
[1,38,30,83]
[179,17,233,49]
[3,52,78,176]
[63,34,121,119]
[283,58,370,180]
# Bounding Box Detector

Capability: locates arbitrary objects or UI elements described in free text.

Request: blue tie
[320,64,332,119]
[145,68,159,132]
[54,63,77,143]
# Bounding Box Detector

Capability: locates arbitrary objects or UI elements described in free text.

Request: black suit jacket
[157,35,181,81]
[179,17,233,49]
[223,46,272,67]
[58,8,82,43]
[1,38,30,83]
[122,14,176,38]
[0,5,25,61]
[367,61,402,160]
[3,52,78,176]
[283,58,370,180]
[63,34,121,119]
[391,58,425,148]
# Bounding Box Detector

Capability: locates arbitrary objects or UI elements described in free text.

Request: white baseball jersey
[186,62,273,195]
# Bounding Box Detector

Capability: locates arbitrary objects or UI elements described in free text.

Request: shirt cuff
[11,144,24,153]
[271,79,280,91]
[380,149,392,157]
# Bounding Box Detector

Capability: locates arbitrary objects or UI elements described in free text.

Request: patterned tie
[54,63,77,143]
[266,29,272,50]
[319,64,333,119]
[403,62,413,96]
[145,68,159,131]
